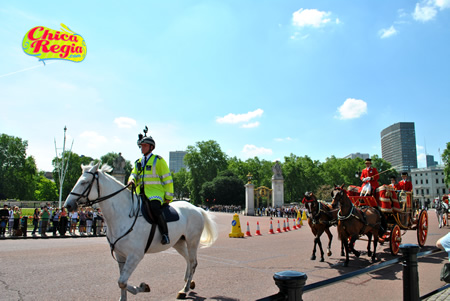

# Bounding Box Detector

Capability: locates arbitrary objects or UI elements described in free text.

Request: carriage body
[346,186,428,255]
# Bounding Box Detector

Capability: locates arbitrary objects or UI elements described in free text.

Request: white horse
[64,163,218,300]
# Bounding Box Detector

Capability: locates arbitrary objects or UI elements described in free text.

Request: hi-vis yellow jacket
[128,154,174,204]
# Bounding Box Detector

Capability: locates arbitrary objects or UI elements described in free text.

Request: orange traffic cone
[276,220,282,233]
[292,219,297,230]
[255,221,262,236]
[282,220,287,232]
[245,222,252,237]
[268,221,275,234]
[286,219,291,231]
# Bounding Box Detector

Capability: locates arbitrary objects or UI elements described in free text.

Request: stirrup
[161,234,170,245]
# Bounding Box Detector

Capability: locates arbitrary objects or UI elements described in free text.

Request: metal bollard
[273,270,308,301]
[400,244,420,301]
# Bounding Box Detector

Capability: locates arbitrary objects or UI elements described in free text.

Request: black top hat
[365,158,372,163]
[390,176,396,180]
[401,172,408,176]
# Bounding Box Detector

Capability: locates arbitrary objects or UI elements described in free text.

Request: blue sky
[1,0,449,172]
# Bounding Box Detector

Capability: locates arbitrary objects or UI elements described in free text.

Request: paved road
[0,209,449,300]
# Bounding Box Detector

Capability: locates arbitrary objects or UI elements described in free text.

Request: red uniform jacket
[397,180,412,192]
[360,167,379,192]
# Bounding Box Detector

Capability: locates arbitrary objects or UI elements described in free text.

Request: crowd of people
[0,203,107,238]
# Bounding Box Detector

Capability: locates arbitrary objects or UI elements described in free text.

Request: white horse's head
[64,162,113,212]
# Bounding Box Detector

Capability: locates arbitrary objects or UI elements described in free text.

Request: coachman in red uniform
[360,158,379,195]
[396,172,413,192]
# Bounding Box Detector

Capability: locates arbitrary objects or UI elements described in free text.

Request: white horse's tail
[199,209,218,248]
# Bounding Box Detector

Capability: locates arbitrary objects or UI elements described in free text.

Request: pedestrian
[52,208,60,236]
[13,206,21,236]
[39,206,50,237]
[70,210,78,236]
[8,206,14,236]
[127,129,174,245]
[32,208,40,236]
[86,208,93,235]
[0,204,9,237]
[59,207,68,236]
[79,208,87,235]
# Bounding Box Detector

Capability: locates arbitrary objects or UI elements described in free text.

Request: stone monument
[112,152,126,185]
[245,173,255,216]
[271,161,284,208]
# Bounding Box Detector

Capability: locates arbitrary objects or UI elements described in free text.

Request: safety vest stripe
[165,192,174,197]
[161,172,171,179]
[142,181,162,185]
[162,179,173,185]
[140,174,160,179]
[149,195,164,202]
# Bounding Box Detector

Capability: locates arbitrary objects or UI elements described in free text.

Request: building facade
[169,151,187,173]
[426,155,438,168]
[343,152,369,160]
[410,166,448,208]
[380,122,418,172]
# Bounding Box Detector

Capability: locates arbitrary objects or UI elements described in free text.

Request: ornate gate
[254,186,272,209]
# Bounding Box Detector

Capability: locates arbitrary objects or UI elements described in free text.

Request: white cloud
[114,117,137,128]
[79,131,107,149]
[435,0,450,9]
[336,98,368,120]
[275,137,293,142]
[292,8,334,28]
[417,153,427,167]
[216,108,263,125]
[379,26,398,39]
[413,1,438,22]
[241,122,260,128]
[241,144,273,158]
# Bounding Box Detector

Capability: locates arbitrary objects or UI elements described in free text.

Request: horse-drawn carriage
[345,184,428,256]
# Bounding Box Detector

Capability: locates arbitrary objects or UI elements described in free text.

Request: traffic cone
[282,220,287,232]
[229,213,244,238]
[245,222,252,237]
[292,219,297,230]
[276,220,282,233]
[298,218,302,227]
[286,219,291,231]
[255,221,262,236]
[268,221,275,234]
[301,210,307,221]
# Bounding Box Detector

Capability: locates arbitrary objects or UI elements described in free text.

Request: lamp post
[247,172,253,184]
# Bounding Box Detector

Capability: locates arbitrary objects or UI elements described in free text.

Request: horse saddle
[141,201,179,224]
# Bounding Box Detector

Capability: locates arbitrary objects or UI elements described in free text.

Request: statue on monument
[272,160,283,180]
[113,152,126,174]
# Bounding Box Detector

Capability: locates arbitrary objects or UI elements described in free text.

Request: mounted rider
[128,127,174,245]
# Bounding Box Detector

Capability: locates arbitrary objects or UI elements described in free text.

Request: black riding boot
[157,214,170,245]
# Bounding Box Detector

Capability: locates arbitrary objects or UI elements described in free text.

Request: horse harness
[69,170,155,262]
[334,189,381,235]
[309,201,338,226]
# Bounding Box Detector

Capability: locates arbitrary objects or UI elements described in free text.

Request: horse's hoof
[367,251,372,257]
[371,257,378,263]
[320,258,324,262]
[177,292,187,299]
[310,255,316,260]
[354,251,360,258]
[140,282,150,293]
[327,251,332,257]
[190,280,195,289]
[341,252,345,257]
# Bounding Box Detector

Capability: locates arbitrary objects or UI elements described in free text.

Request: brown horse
[303,192,344,262]
[331,185,382,267]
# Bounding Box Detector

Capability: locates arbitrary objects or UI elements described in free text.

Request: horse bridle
[69,170,132,207]
[333,188,356,221]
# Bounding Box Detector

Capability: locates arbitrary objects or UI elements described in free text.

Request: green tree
[173,168,190,200]
[200,170,245,206]
[0,134,37,200]
[370,155,398,185]
[320,156,363,187]
[35,172,58,203]
[442,142,450,187]
[53,152,97,202]
[184,140,228,204]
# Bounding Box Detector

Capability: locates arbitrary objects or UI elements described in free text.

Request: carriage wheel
[389,224,401,255]
[417,210,428,247]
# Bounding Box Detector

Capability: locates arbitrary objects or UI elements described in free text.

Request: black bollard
[273,270,308,301]
[400,244,419,301]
